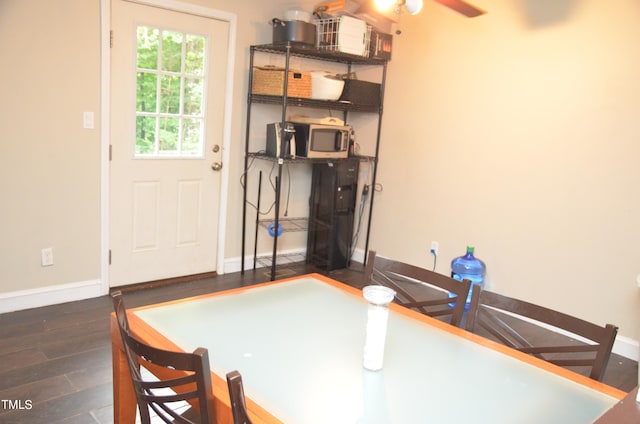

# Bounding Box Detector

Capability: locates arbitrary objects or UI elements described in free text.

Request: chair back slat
[477,310,536,349]
[364,251,471,327]
[466,285,618,381]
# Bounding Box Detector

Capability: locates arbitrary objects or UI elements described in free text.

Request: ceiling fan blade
[434,0,487,17]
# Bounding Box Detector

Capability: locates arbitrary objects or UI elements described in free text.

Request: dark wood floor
[0,263,636,423]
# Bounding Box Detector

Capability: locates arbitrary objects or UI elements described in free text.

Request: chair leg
[111,317,138,424]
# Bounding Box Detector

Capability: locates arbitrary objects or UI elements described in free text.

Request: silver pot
[272,18,316,46]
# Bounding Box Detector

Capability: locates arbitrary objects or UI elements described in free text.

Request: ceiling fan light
[404,0,423,15]
[373,0,396,12]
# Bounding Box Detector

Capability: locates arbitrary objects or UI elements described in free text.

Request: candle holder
[362,285,396,371]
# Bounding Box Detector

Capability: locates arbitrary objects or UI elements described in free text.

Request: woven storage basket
[252,66,312,98]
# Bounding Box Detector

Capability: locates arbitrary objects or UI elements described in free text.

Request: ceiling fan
[382,0,486,17]
[432,0,486,17]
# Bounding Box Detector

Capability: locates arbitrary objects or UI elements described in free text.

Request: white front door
[109,0,229,287]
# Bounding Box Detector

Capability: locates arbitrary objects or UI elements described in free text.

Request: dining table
[110,273,628,423]
[592,386,640,423]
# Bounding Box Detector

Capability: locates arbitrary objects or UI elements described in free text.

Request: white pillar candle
[363,285,396,371]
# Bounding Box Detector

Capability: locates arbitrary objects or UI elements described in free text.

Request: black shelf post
[241,46,256,274]
[362,61,387,265]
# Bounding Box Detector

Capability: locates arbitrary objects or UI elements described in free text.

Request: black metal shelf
[247,152,376,164]
[252,43,388,65]
[254,252,306,270]
[242,42,388,280]
[258,217,308,233]
[250,94,380,113]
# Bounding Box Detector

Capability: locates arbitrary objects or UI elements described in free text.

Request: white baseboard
[224,248,367,274]
[0,279,103,314]
[351,248,366,265]
[613,335,639,361]
[223,248,308,274]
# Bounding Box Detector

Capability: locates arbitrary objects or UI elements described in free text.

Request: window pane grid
[135,26,207,158]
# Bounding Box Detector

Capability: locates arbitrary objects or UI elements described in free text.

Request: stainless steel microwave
[291,122,351,159]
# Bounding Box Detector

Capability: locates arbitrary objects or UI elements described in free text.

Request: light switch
[83,111,94,129]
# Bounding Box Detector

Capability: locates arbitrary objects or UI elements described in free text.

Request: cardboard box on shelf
[369,30,393,60]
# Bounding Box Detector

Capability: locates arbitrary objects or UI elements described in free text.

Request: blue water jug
[450,246,486,310]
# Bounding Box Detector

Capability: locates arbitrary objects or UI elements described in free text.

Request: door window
[135,26,207,158]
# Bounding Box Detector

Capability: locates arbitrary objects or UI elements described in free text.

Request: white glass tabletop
[134,276,618,423]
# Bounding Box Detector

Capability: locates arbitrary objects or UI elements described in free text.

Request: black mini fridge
[306,158,359,270]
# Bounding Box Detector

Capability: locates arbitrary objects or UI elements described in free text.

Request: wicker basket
[252,66,312,98]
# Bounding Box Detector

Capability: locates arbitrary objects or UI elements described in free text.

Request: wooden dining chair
[363,250,472,327]
[111,291,216,424]
[465,285,618,381]
[226,370,253,424]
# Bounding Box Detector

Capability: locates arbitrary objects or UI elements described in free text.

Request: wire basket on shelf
[315,16,371,58]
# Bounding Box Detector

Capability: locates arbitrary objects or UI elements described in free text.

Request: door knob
[211,162,223,171]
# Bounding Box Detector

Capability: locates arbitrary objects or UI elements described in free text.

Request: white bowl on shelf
[284,9,312,23]
[310,71,345,100]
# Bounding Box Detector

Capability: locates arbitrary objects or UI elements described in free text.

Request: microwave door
[335,131,342,152]
[293,124,309,156]
[290,133,296,158]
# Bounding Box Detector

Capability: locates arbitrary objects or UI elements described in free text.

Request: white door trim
[100,0,237,294]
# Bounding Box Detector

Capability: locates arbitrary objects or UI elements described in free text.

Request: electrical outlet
[430,241,439,255]
[41,247,53,267]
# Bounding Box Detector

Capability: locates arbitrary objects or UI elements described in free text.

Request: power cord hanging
[430,248,438,271]
[350,184,369,259]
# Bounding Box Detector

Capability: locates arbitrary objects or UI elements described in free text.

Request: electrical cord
[240,153,262,189]
[267,161,292,217]
[350,158,374,259]
[241,152,278,217]
[430,249,437,271]
[243,155,293,219]
[245,197,276,217]
[268,161,277,190]
[284,163,291,217]
[350,184,369,259]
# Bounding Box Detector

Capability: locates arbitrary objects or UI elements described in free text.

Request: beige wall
[0,0,637,346]
[373,0,640,342]
[0,0,101,292]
